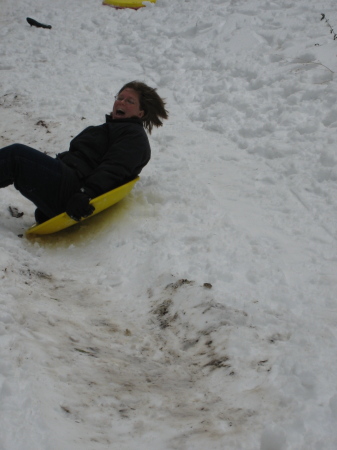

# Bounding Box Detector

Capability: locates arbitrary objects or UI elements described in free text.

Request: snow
[1,0,337,448]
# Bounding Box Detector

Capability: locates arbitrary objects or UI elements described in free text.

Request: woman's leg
[34,208,50,224]
[0,143,79,218]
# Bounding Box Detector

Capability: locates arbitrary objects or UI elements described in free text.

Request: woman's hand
[66,191,95,221]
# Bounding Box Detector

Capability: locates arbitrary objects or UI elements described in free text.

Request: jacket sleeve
[81,135,150,198]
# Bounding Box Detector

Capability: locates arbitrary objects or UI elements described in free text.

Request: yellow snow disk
[103,0,156,9]
[26,177,139,235]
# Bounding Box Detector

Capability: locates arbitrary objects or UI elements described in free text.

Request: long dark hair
[118,81,168,134]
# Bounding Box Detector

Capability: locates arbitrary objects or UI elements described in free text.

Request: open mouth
[115,109,125,116]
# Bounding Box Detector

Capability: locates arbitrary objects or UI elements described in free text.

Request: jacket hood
[105,115,144,126]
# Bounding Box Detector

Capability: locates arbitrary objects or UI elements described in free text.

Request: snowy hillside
[1,0,337,449]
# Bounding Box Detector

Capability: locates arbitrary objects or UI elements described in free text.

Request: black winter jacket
[57,115,151,198]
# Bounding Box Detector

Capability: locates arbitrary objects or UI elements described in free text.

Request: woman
[0,81,168,223]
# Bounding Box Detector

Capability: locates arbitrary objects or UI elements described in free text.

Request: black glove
[66,191,95,222]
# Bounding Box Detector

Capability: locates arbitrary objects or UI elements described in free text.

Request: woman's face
[112,88,144,120]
